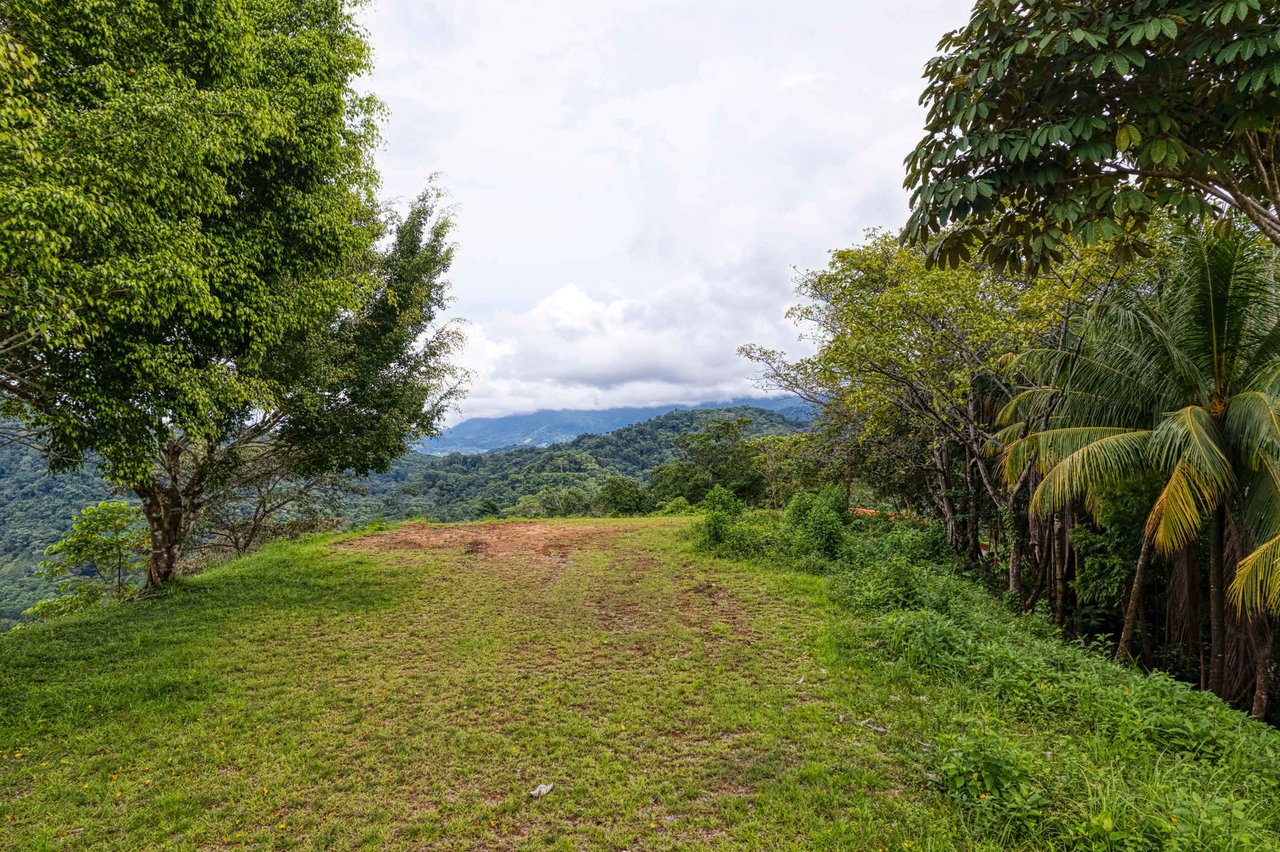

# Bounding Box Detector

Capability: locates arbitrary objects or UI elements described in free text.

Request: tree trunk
[134,439,206,590]
[1008,539,1022,596]
[1052,512,1067,629]
[1179,543,1205,690]
[136,484,189,589]
[1251,616,1273,721]
[1116,531,1155,661]
[1209,506,1227,697]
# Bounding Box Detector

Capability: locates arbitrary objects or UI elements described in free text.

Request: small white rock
[530,783,554,798]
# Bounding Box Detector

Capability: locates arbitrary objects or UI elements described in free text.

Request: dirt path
[326,519,869,849]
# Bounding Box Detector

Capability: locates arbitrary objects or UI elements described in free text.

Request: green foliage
[698,513,1280,845]
[280,184,465,478]
[0,436,117,627]
[651,497,695,516]
[595,475,649,517]
[815,483,851,524]
[21,502,147,624]
[878,608,972,675]
[906,0,1280,270]
[938,725,1049,835]
[1070,476,1163,614]
[697,485,745,548]
[673,417,767,503]
[339,406,804,524]
[804,503,845,559]
[2,0,384,479]
[1003,230,1280,612]
[784,491,817,530]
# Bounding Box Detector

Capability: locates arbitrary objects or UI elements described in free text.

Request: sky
[356,0,975,420]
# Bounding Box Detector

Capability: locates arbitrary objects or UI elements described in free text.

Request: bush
[784,491,816,529]
[877,609,972,675]
[815,483,850,524]
[652,497,695,516]
[698,485,745,548]
[938,725,1049,835]
[804,504,845,558]
[19,501,148,625]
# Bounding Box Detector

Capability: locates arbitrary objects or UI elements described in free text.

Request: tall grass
[695,501,1280,850]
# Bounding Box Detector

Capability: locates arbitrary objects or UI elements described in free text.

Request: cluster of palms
[1003,227,1280,717]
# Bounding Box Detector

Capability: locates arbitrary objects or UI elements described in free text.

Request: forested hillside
[0,442,116,626]
[346,406,807,523]
[423,397,809,454]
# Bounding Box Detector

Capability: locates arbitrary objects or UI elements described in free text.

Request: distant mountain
[346,405,809,525]
[419,396,811,455]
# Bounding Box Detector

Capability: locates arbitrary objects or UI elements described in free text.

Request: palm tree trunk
[1209,505,1227,696]
[1052,512,1067,628]
[1252,619,1273,721]
[1008,539,1022,596]
[1116,531,1155,660]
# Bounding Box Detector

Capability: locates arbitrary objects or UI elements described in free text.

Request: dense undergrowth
[696,487,1280,850]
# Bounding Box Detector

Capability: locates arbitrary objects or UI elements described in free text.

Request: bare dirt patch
[336,520,629,568]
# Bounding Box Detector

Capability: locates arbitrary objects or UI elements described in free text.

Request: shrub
[815,483,850,524]
[804,504,845,558]
[878,609,972,675]
[21,501,148,625]
[698,485,745,548]
[938,725,1049,835]
[784,491,816,530]
[652,497,695,516]
[700,485,744,519]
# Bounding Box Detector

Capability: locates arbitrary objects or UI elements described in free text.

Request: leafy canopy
[1,0,382,478]
[905,0,1280,271]
[1000,228,1280,612]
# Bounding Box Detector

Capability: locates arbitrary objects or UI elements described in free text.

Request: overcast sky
[357,0,975,420]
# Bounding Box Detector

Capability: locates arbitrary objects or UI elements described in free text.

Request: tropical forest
[3,0,1280,849]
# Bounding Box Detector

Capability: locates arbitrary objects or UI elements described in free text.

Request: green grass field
[2,517,1278,850]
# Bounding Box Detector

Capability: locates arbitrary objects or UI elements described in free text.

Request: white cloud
[358,0,975,418]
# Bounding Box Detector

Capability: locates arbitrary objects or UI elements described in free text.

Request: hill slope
[3,518,1278,849]
[344,405,807,524]
[421,396,810,455]
[0,405,803,625]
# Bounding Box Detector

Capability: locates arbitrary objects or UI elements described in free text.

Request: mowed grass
[5,518,1016,850]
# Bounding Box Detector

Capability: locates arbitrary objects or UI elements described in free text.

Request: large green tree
[905,0,1280,270]
[1,0,380,472]
[130,188,464,587]
[742,231,1119,580]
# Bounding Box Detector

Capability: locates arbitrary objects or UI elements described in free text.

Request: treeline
[0,406,809,626]
[747,227,1280,723]
[340,406,811,522]
[730,0,1280,724]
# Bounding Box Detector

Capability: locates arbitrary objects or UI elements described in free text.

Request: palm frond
[1029,431,1151,515]
[1231,532,1280,613]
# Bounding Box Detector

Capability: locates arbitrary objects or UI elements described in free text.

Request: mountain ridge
[420,396,810,455]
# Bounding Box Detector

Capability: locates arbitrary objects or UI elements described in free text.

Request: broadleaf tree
[1,0,382,469]
[131,187,465,586]
[0,2,466,586]
[905,0,1280,271]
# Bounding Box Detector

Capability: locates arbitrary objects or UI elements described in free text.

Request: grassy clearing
[1,518,968,850]
[3,516,1277,850]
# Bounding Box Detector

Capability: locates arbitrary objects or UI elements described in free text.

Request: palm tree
[1000,227,1280,712]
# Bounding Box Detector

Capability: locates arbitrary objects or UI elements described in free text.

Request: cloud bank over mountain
[358,0,972,419]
